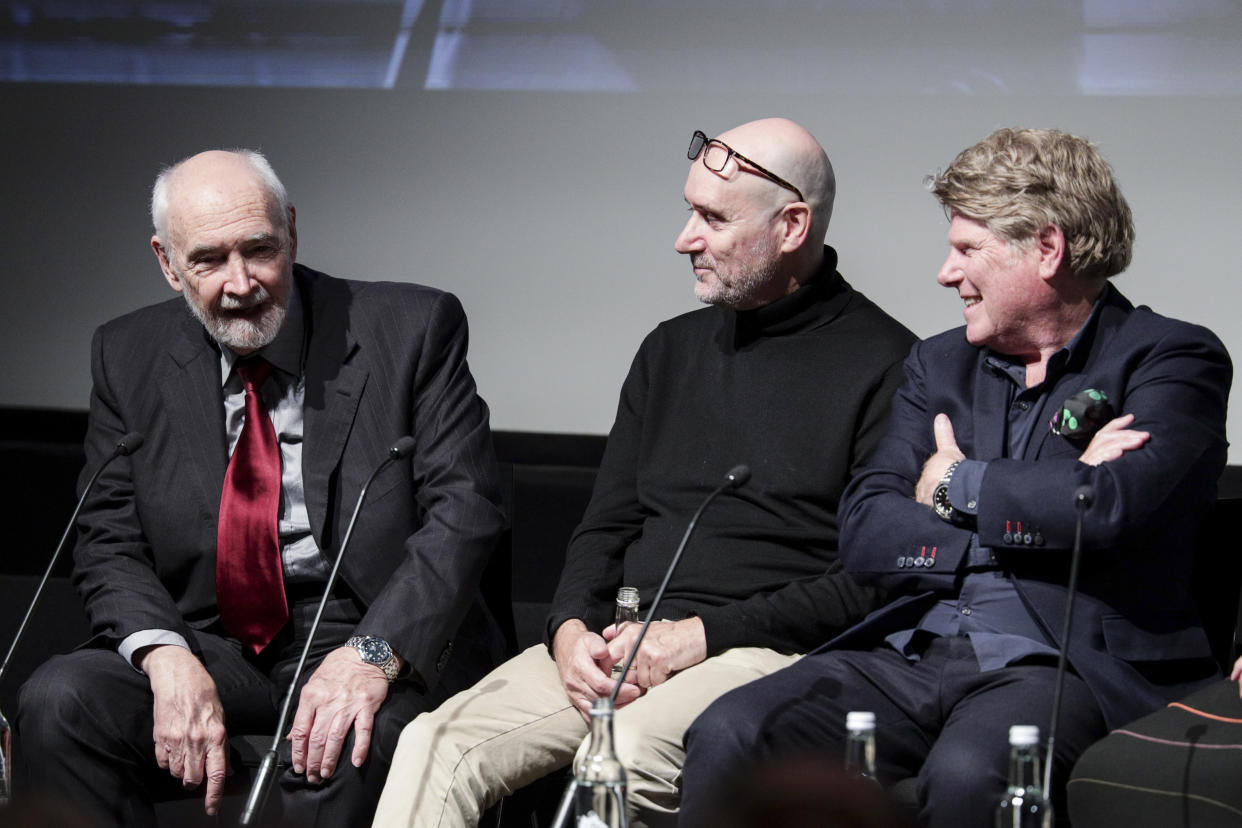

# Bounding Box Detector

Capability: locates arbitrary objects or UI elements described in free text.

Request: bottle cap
[846,711,876,731]
[616,586,639,607]
[1009,725,1040,746]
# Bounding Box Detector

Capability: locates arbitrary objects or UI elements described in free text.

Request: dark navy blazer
[833,286,1232,730]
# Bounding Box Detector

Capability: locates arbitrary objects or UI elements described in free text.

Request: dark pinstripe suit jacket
[71,265,506,689]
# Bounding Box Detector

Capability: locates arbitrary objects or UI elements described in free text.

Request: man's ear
[778,202,812,254]
[286,205,298,260]
[1036,223,1066,280]
[152,237,183,292]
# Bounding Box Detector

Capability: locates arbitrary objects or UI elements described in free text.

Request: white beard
[183,284,287,353]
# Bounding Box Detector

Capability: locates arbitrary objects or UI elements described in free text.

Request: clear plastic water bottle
[995,725,1052,828]
[843,710,879,785]
[611,587,639,680]
[574,697,629,828]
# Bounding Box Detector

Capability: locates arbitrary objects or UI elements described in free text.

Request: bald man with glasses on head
[372,117,917,828]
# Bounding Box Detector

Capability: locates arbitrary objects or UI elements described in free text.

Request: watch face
[358,638,392,664]
[933,484,953,519]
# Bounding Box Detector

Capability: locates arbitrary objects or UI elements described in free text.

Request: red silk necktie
[216,358,288,653]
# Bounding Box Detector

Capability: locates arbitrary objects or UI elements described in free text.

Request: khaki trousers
[372,643,799,828]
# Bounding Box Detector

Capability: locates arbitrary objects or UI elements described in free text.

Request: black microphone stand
[0,431,145,807]
[238,436,416,826]
[549,465,750,828]
[1042,484,1093,796]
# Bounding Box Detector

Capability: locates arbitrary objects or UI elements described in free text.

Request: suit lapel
[162,317,228,522]
[1026,288,1132,460]
[299,269,367,545]
[971,356,1009,460]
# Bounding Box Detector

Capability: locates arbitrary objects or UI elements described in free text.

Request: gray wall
[2,82,1239,461]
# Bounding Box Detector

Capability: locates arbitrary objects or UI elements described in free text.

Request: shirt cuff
[948,459,987,515]
[964,533,998,569]
[119,630,191,674]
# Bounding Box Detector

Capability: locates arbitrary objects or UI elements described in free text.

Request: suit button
[1034,534,1044,546]
[914,557,925,567]
[925,557,936,568]
[897,556,906,567]
[960,607,973,616]
[1003,533,1013,544]
[1023,533,1033,545]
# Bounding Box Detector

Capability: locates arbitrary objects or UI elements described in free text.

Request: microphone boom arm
[1042,484,1093,796]
[0,432,144,685]
[608,466,747,705]
[239,436,415,826]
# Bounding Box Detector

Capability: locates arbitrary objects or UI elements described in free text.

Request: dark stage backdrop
[2,1,1239,460]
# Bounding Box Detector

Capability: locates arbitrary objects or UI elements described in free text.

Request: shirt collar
[219,281,305,387]
[983,283,1112,386]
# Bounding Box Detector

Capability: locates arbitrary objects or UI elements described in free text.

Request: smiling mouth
[963,297,981,308]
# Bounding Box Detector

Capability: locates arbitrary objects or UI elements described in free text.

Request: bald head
[148,149,297,354]
[676,118,837,309]
[151,149,291,247]
[715,118,836,241]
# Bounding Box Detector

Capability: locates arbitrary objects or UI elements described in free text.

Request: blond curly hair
[929,128,1134,280]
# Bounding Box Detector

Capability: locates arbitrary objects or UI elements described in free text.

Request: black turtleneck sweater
[548,248,919,655]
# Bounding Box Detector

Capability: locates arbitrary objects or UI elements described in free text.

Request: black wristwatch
[346,635,400,682]
[932,461,961,522]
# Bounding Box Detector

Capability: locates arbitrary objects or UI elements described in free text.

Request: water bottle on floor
[995,724,1052,828]
[574,697,628,828]
[844,710,879,785]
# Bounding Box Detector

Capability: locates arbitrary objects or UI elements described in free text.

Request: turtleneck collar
[726,245,850,349]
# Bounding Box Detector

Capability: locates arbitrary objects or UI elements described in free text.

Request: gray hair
[150,149,290,242]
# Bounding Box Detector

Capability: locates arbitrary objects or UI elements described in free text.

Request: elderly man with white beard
[16,149,506,827]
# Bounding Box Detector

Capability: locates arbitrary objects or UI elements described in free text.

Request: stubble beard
[693,235,783,310]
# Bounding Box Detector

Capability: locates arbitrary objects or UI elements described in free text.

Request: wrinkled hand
[288,646,392,783]
[552,619,641,719]
[1077,414,1150,466]
[142,645,230,816]
[604,617,706,690]
[915,414,967,505]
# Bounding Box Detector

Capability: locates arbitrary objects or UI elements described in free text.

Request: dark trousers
[680,636,1107,828]
[14,595,448,828]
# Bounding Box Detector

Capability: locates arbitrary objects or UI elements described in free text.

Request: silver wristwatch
[346,635,400,682]
[932,460,961,521]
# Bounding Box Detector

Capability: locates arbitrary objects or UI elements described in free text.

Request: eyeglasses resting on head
[687,130,805,203]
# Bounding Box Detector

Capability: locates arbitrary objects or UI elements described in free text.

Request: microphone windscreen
[1074,484,1095,509]
[390,436,417,459]
[117,432,145,455]
[725,464,751,488]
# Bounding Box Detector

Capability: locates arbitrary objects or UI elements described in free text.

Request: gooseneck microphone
[551,464,750,828]
[0,431,145,685]
[0,431,143,807]
[239,436,417,826]
[607,464,749,704]
[1042,483,1093,796]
